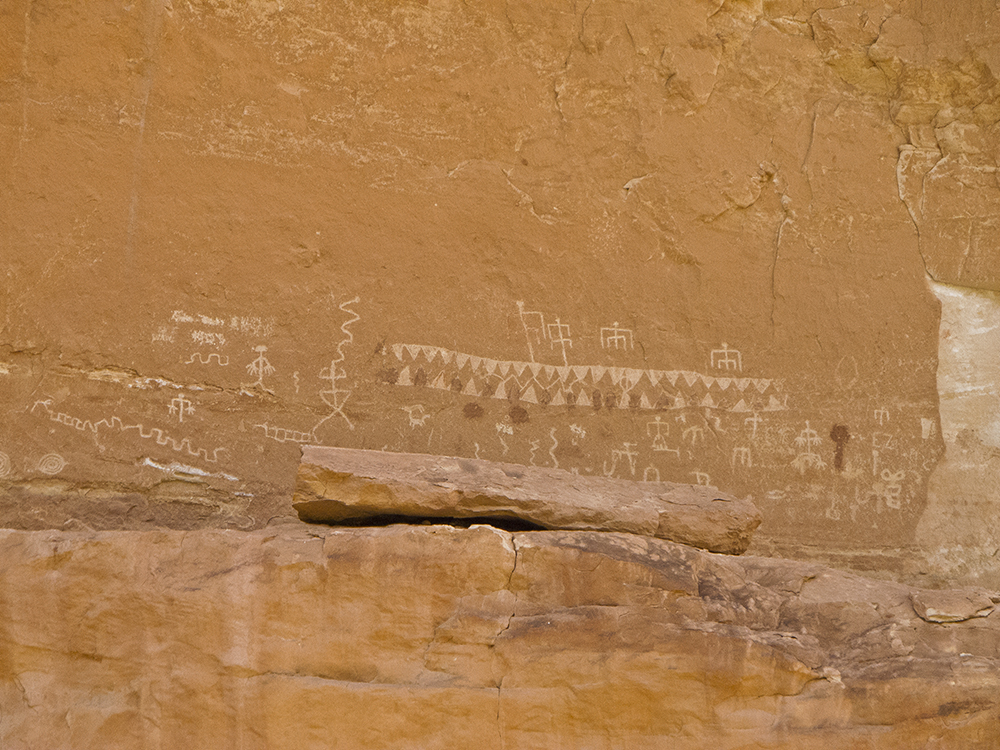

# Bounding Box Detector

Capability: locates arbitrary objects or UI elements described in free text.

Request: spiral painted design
[37,453,66,475]
[0,452,10,478]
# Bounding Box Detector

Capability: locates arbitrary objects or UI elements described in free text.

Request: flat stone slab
[293,446,761,554]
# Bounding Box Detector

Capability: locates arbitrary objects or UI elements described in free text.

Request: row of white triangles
[395,367,786,412]
[392,345,773,392]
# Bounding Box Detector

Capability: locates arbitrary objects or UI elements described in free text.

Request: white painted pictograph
[731,446,752,469]
[600,322,634,350]
[872,469,905,509]
[388,342,779,413]
[192,330,227,348]
[791,421,827,473]
[255,423,315,444]
[691,471,711,486]
[569,423,586,445]
[186,352,229,366]
[548,428,559,469]
[245,345,276,392]
[37,453,67,475]
[547,318,573,366]
[495,422,513,455]
[682,425,706,445]
[517,301,547,362]
[153,326,176,343]
[401,404,431,429]
[32,400,227,463]
[921,417,936,440]
[643,466,661,482]
[229,316,275,338]
[710,343,742,372]
[647,416,671,451]
[529,439,541,466]
[603,442,638,477]
[874,407,889,426]
[168,394,194,423]
[314,297,361,432]
[744,412,763,438]
[0,451,10,478]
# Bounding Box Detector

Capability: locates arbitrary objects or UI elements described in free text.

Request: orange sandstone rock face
[292,445,762,553]
[0,524,997,748]
[0,3,998,578]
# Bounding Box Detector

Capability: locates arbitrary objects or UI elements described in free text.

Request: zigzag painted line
[119,422,227,463]
[334,296,361,367]
[185,352,230,366]
[396,378,788,413]
[390,343,776,393]
[32,400,227,463]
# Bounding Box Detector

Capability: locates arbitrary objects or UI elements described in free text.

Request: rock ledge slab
[293,446,761,554]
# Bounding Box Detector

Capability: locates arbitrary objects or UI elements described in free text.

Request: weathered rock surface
[293,446,761,554]
[0,524,997,748]
[4,0,1000,584]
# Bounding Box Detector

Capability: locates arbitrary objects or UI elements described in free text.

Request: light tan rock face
[293,445,762,553]
[0,524,997,748]
[0,3,998,577]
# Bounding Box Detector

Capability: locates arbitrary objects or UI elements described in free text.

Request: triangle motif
[576,389,592,407]
[494,381,507,400]
[455,353,468,369]
[647,370,662,387]
[397,366,412,387]
[730,399,749,413]
[755,379,771,393]
[573,366,590,382]
[550,389,566,406]
[431,371,447,389]
[716,378,731,391]
[665,371,679,387]
[683,372,699,388]
[735,378,750,391]
[405,344,422,360]
[521,385,538,404]
[392,344,404,360]
[700,394,715,408]
[639,393,652,409]
[462,378,480,397]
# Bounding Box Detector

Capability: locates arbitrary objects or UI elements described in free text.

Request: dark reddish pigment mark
[509,405,529,424]
[463,403,484,419]
[830,424,850,471]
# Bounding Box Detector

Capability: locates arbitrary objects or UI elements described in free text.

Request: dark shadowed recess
[298,512,547,533]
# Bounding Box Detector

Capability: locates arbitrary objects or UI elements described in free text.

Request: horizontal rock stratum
[293,446,761,554]
[0,524,997,748]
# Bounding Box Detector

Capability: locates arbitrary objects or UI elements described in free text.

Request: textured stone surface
[6,0,1000,582]
[0,524,997,748]
[293,445,761,553]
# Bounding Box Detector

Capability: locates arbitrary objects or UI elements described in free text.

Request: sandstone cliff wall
[2,0,1000,584]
